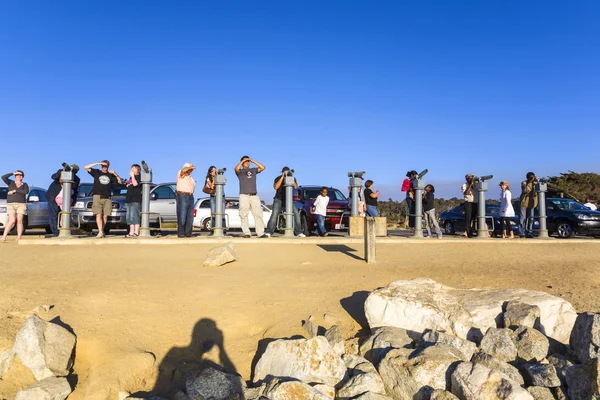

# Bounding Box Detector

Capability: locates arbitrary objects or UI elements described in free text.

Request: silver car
[0,186,51,233]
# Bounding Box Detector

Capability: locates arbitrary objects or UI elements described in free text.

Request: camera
[61,162,72,172]
[474,175,493,183]
[348,171,366,178]
[217,168,227,174]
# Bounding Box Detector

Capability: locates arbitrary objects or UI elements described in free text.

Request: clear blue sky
[1,1,598,200]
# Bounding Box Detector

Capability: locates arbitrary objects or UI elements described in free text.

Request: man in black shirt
[364,180,380,217]
[84,160,122,238]
[47,164,80,237]
[263,167,305,238]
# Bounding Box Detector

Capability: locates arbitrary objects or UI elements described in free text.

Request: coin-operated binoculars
[213,168,227,237]
[58,163,74,238]
[536,178,549,239]
[139,161,153,238]
[283,169,296,237]
[412,169,428,238]
[474,175,493,239]
[348,171,366,217]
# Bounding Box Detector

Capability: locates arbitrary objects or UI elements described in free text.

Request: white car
[193,197,272,231]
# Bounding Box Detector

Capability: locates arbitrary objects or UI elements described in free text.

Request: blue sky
[1,1,598,200]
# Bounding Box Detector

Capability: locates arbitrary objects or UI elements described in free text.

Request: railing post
[364,217,376,263]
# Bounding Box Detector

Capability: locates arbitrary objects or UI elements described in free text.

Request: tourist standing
[461,174,478,238]
[176,162,196,238]
[402,171,417,228]
[519,172,538,238]
[499,180,515,239]
[312,187,330,237]
[203,166,227,234]
[85,160,122,238]
[422,184,442,239]
[234,156,266,238]
[125,164,142,238]
[364,180,380,217]
[1,170,29,242]
[264,167,305,238]
[47,165,80,237]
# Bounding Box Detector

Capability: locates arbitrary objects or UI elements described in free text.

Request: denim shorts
[126,202,141,225]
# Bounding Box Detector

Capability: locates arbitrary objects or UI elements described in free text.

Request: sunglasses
[15,174,23,177]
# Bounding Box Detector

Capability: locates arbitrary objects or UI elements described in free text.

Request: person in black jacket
[47,165,80,237]
[422,184,442,239]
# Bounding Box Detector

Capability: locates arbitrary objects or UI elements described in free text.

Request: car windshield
[0,187,7,200]
[550,199,590,211]
[77,184,94,198]
[304,188,347,201]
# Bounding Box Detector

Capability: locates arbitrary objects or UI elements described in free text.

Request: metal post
[213,168,227,237]
[58,163,73,238]
[536,181,549,239]
[475,182,488,239]
[348,172,366,217]
[284,169,295,237]
[364,217,376,263]
[139,160,153,238]
[412,169,428,238]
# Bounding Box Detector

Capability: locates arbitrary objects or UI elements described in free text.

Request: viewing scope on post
[283,168,296,237]
[213,167,228,237]
[141,160,150,174]
[58,162,74,238]
[474,174,493,239]
[417,169,428,180]
[474,175,493,183]
[61,162,72,172]
[412,169,428,238]
[284,169,295,177]
[139,160,153,238]
[348,171,366,217]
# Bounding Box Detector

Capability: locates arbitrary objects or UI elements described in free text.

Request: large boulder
[565,357,600,400]
[419,330,477,362]
[0,347,15,378]
[522,364,561,388]
[526,387,555,400]
[378,344,462,400]
[504,301,541,330]
[364,278,576,344]
[185,367,245,400]
[569,312,600,363]
[470,351,524,385]
[13,315,76,380]
[253,336,346,387]
[478,328,517,362]
[262,378,331,400]
[359,326,414,366]
[337,355,386,399]
[450,362,533,400]
[15,376,72,400]
[324,325,344,356]
[547,354,574,386]
[512,326,549,364]
[203,242,238,267]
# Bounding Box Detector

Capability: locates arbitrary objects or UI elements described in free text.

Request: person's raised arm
[251,159,266,173]
[131,173,139,187]
[273,174,285,190]
[2,173,12,185]
[51,169,62,181]
[84,162,100,173]
[370,190,380,198]
[234,159,245,174]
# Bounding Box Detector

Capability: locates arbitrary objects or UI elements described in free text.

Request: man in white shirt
[312,187,330,237]
[584,197,597,211]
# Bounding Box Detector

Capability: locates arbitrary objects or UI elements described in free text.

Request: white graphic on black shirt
[99,176,111,185]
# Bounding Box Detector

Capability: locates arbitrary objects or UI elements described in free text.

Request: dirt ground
[1,241,599,399]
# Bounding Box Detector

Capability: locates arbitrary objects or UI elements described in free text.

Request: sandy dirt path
[1,241,599,398]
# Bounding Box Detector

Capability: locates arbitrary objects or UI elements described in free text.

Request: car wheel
[301,214,310,236]
[202,218,212,232]
[444,221,455,235]
[556,221,575,239]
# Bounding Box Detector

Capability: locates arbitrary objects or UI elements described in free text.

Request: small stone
[302,316,318,339]
[324,325,344,356]
[569,312,600,363]
[185,367,245,400]
[513,326,550,364]
[479,328,517,362]
[420,330,477,361]
[262,378,331,400]
[504,300,541,329]
[203,242,238,267]
[565,357,600,400]
[430,389,459,400]
[359,326,414,366]
[526,386,555,400]
[337,371,386,399]
[470,351,524,385]
[547,353,574,385]
[450,362,533,400]
[342,354,378,374]
[15,376,72,400]
[0,347,15,379]
[523,363,561,387]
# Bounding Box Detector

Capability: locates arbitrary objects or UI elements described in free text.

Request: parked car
[71,182,178,233]
[546,198,600,238]
[193,197,272,231]
[0,186,52,234]
[439,203,528,237]
[294,186,350,236]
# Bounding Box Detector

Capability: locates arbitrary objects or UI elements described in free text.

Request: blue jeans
[48,200,60,236]
[176,194,194,236]
[126,202,141,225]
[266,198,302,235]
[210,196,227,230]
[519,206,535,237]
[316,214,327,236]
[366,205,379,217]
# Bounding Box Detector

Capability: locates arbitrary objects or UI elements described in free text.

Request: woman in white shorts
[2,170,29,242]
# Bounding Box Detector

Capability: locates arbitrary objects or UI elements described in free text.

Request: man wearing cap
[263,167,305,238]
[234,156,266,238]
[176,162,196,238]
[47,164,81,237]
[85,160,122,238]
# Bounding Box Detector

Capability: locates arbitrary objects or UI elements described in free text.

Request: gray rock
[513,326,549,364]
[337,371,386,399]
[345,392,391,400]
[262,378,331,400]
[203,242,238,267]
[420,330,477,361]
[0,347,15,379]
[479,328,518,362]
[547,353,574,385]
[569,312,600,363]
[523,363,561,387]
[185,367,245,400]
[378,344,462,400]
[470,351,524,385]
[324,325,344,356]
[526,386,555,400]
[15,376,72,400]
[359,326,414,366]
[430,389,459,399]
[13,315,76,380]
[450,362,533,400]
[504,300,541,329]
[565,357,600,400]
[342,354,377,374]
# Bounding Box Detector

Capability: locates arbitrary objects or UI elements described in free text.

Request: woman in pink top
[176,162,196,237]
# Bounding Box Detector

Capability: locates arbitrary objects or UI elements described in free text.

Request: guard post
[284,169,296,237]
[213,168,227,237]
[58,163,73,238]
[412,169,428,238]
[474,175,493,239]
[536,178,549,239]
[139,160,153,238]
[348,171,366,217]
[364,217,376,263]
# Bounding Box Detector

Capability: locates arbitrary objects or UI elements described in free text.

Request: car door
[225,199,242,228]
[452,205,466,232]
[36,189,49,227]
[545,199,558,233]
[149,185,177,223]
[27,190,42,226]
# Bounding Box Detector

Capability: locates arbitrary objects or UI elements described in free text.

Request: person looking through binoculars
[263,167,305,238]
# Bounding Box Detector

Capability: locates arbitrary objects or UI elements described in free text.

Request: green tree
[547,171,600,202]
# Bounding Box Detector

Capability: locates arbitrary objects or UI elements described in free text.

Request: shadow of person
[151,318,237,397]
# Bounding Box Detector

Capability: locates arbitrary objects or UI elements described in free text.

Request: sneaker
[96,232,105,239]
[297,233,306,238]
[243,234,251,238]
[260,233,271,238]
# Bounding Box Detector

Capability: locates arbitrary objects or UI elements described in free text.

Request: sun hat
[182,162,196,170]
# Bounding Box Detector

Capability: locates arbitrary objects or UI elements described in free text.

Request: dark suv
[294,186,350,235]
[546,198,600,238]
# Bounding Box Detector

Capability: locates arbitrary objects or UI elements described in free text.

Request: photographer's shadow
[152,318,236,397]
